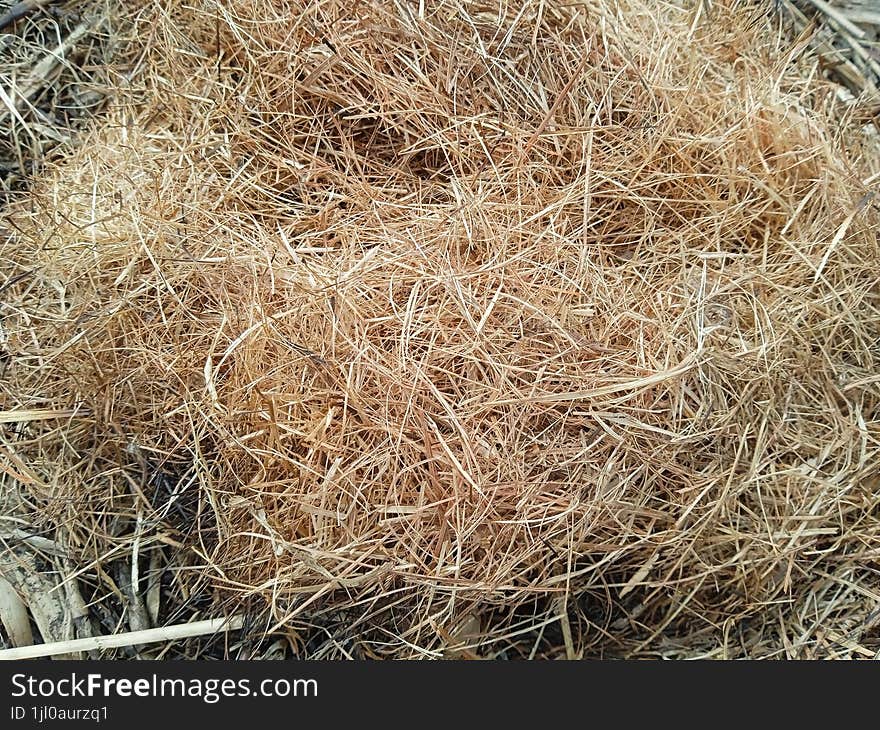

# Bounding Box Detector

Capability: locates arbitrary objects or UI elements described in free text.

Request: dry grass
[0,0,128,205]
[777,0,880,110]
[1,0,879,658]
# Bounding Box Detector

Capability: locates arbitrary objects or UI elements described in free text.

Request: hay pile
[1,0,879,658]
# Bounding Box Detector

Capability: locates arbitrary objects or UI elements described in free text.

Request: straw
[0,616,245,660]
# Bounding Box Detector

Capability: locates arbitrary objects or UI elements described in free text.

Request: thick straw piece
[0,409,78,423]
[0,616,245,660]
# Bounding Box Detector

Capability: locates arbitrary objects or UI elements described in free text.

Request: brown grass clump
[1,0,879,658]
